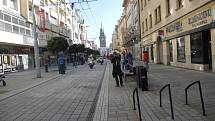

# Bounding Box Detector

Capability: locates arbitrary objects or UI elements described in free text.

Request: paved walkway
[0,63,105,121]
[126,62,215,121]
[0,61,215,121]
[94,61,215,121]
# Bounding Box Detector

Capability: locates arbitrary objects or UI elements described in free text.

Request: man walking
[143,51,149,71]
[58,55,66,74]
[111,52,123,87]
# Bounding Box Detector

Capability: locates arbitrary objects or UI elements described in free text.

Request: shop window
[169,40,173,62]
[190,31,211,64]
[190,32,203,64]
[177,36,186,63]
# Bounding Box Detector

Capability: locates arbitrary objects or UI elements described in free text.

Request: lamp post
[32,0,41,78]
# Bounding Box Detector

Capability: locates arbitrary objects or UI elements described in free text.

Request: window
[169,40,173,62]
[158,6,161,22]
[4,14,11,22]
[155,6,161,24]
[0,21,4,30]
[154,9,157,24]
[12,17,18,24]
[176,0,183,10]
[20,27,25,34]
[3,0,7,5]
[142,22,144,33]
[13,25,19,34]
[26,22,31,28]
[177,36,186,62]
[5,23,12,32]
[0,11,3,20]
[166,0,171,16]
[141,0,144,10]
[145,18,148,31]
[19,20,25,26]
[149,14,152,28]
[26,29,31,36]
[9,0,18,11]
[190,32,203,64]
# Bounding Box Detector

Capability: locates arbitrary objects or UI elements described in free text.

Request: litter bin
[136,66,148,91]
[140,67,148,91]
[136,66,144,88]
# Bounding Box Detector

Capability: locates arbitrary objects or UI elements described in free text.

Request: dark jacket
[111,55,123,77]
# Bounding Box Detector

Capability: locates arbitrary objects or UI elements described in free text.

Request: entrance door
[203,30,212,70]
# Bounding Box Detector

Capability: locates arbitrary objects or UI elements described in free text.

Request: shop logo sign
[188,9,212,27]
[166,21,183,33]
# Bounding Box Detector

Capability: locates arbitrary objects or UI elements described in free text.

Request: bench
[123,64,136,82]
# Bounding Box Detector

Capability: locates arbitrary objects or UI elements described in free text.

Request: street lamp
[32,0,41,78]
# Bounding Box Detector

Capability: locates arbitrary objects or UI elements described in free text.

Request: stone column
[185,35,191,65]
[211,28,215,73]
[162,40,169,65]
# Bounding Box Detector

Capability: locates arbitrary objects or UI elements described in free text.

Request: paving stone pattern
[0,64,105,121]
[127,62,214,121]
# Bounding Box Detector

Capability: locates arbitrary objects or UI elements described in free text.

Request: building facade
[139,0,215,72]
[122,0,141,60]
[0,0,86,72]
[99,25,106,47]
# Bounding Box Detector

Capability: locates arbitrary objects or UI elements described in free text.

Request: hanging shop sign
[38,10,46,32]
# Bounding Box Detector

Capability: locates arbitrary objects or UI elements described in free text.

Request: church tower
[99,24,106,47]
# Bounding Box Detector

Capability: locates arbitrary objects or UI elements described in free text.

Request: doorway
[203,30,212,70]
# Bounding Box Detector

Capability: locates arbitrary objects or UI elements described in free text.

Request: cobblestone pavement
[93,62,138,121]
[0,63,105,121]
[126,62,215,121]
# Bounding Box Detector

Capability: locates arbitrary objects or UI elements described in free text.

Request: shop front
[163,2,215,72]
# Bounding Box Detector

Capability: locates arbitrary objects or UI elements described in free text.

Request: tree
[47,37,69,54]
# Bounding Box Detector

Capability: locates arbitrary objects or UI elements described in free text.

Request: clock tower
[99,24,106,47]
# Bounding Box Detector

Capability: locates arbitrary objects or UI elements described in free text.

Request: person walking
[44,57,49,72]
[143,51,149,71]
[111,52,123,87]
[58,55,66,74]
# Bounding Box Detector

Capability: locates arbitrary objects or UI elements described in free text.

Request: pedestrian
[44,57,49,72]
[111,52,123,87]
[143,51,149,71]
[58,55,66,74]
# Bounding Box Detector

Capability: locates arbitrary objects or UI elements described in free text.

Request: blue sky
[71,0,123,47]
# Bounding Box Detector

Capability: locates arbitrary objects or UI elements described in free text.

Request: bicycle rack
[159,84,174,120]
[133,87,142,121]
[185,81,206,116]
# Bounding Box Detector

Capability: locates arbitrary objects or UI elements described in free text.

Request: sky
[70,0,123,48]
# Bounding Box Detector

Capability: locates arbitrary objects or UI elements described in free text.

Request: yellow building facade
[139,0,215,72]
